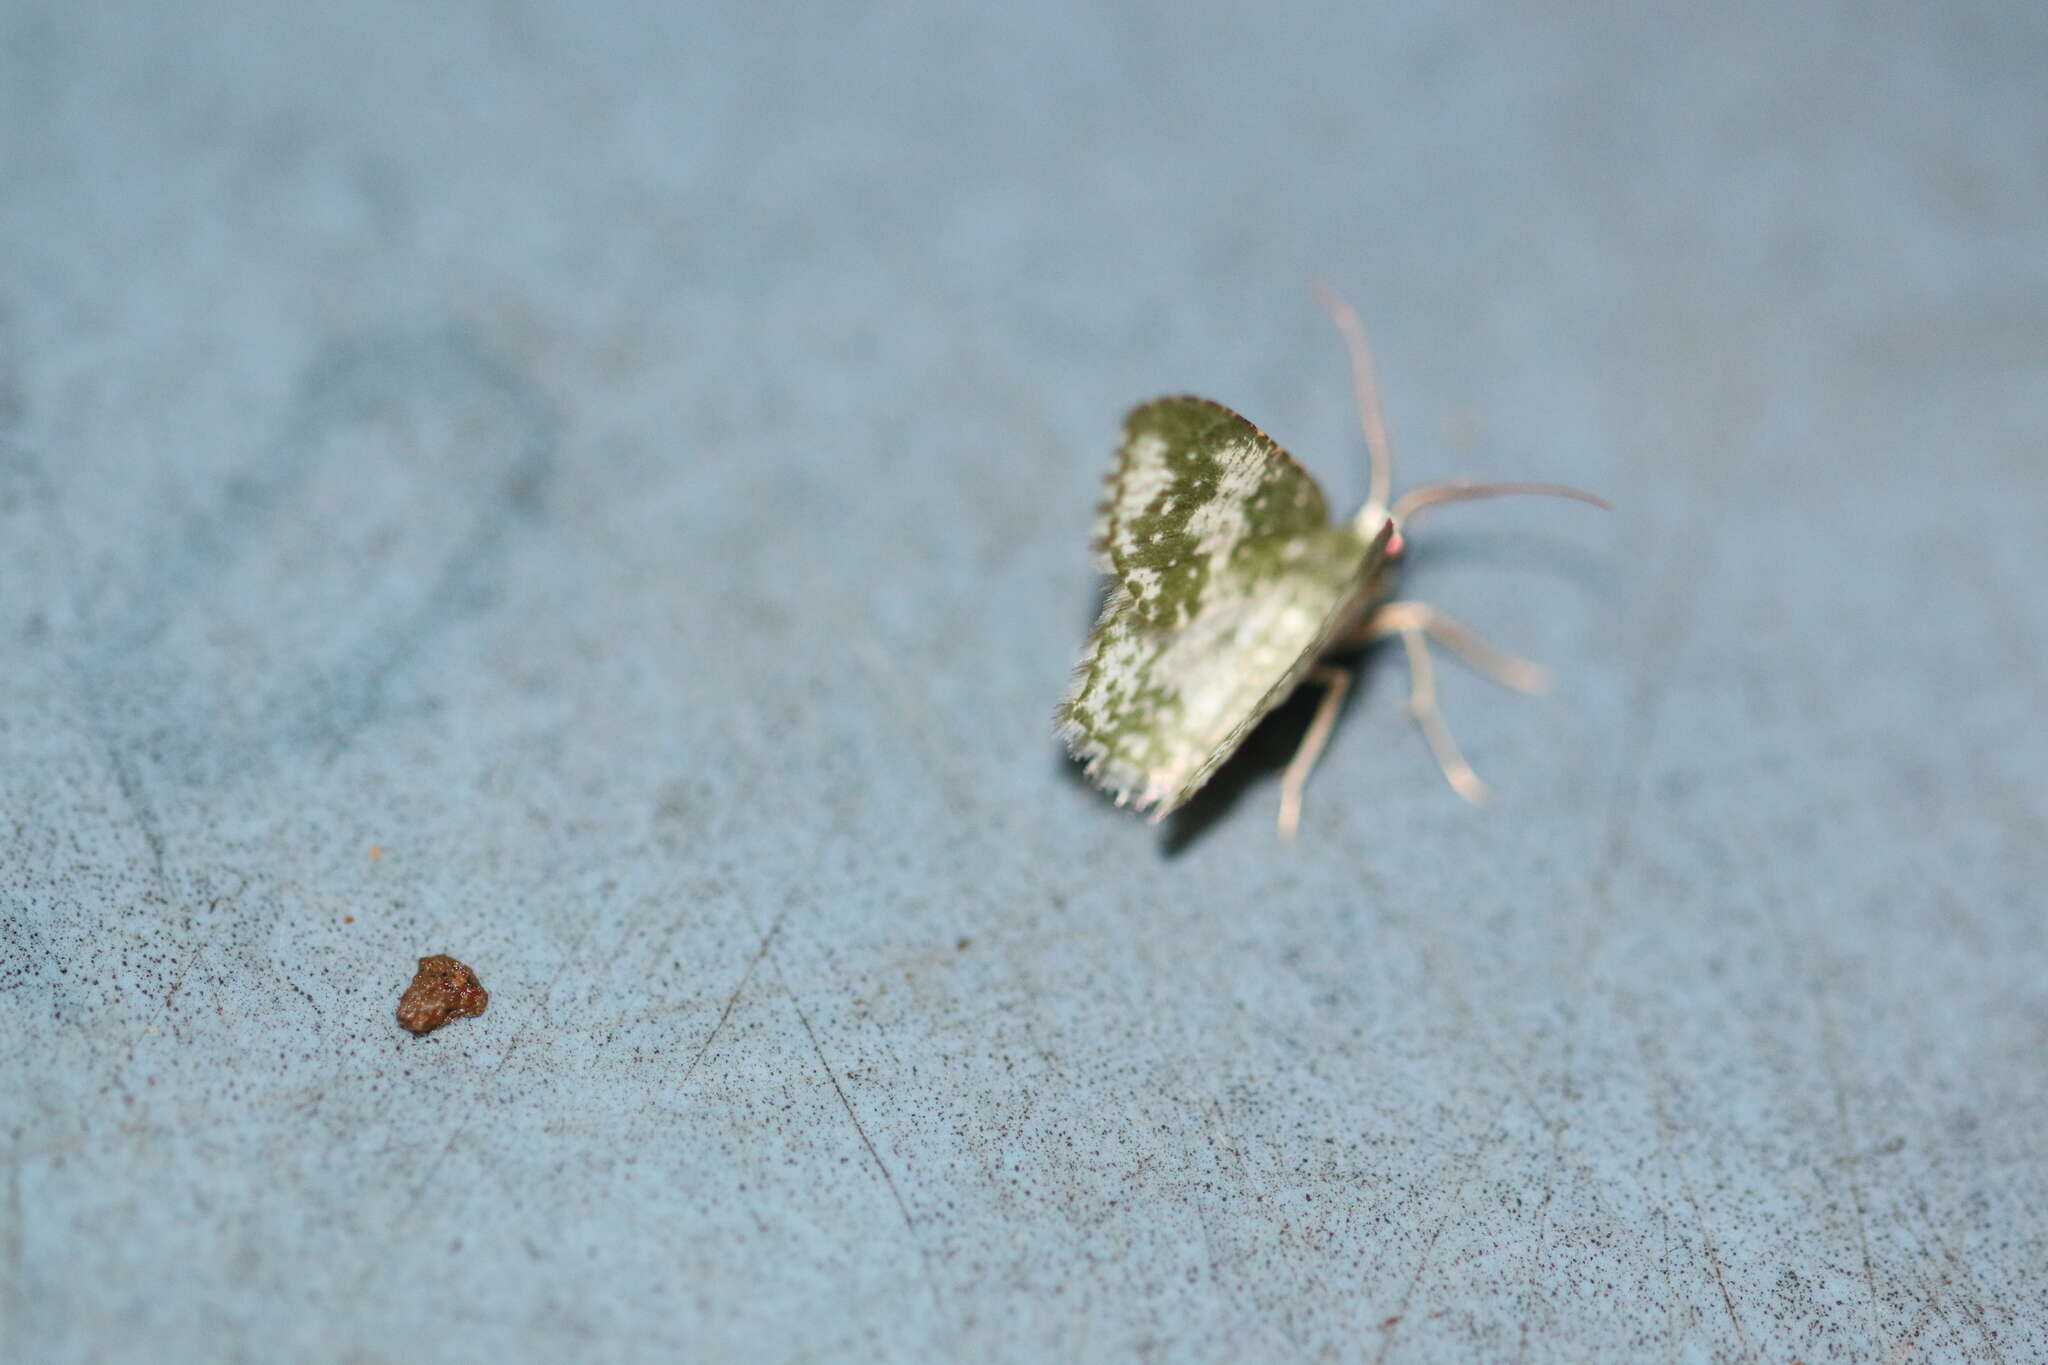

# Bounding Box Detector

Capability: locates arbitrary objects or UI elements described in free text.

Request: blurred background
[4,1,2044,1359]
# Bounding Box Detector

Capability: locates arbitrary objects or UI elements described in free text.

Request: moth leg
[1362,602,1551,695]
[1277,664,1352,842]
[1360,601,1545,805]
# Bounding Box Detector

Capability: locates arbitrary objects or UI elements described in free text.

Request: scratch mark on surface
[1520,1118,1571,1361]
[285,331,558,768]
[304,344,557,767]
[1186,1163,1221,1291]
[354,865,617,1300]
[5,1149,22,1330]
[1657,1090,1756,1362]
[1584,524,1700,921]
[390,1010,531,1221]
[781,961,941,1315]
[1373,1217,1448,1365]
[1574,427,1753,974]
[840,607,983,820]
[677,911,783,1090]
[1372,1091,1518,1365]
[1815,986,1883,1347]
[1434,970,1560,1135]
[1652,1196,1682,1349]
[99,740,169,888]
[1699,1231,1752,1362]
[65,688,185,1137]
[1879,1280,1943,1365]
[1873,1067,2013,1362]
[1928,1241,2008,1362]
[1201,1099,1250,1182]
[89,895,223,1132]
[1957,522,2048,701]
[12,444,196,1134]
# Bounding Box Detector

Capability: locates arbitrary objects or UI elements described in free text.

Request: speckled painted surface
[4,2,2046,1361]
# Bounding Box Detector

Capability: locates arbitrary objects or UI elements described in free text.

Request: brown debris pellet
[396,954,489,1036]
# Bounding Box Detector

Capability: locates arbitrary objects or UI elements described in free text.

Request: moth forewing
[1056,396,1390,820]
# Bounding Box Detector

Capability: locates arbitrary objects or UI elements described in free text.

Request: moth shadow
[1158,645,1379,857]
[1049,701,1320,855]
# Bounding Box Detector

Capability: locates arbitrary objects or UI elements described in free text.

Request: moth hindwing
[1056,397,1389,817]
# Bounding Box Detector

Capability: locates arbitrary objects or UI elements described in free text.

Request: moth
[1056,288,1606,839]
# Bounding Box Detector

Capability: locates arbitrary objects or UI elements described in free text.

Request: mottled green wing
[1089,398,1332,628]
[1057,398,1391,818]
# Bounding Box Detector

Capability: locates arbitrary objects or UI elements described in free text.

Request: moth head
[1353,499,1406,558]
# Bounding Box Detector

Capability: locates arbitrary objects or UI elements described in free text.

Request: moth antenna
[1311,281,1393,531]
[1391,480,1609,528]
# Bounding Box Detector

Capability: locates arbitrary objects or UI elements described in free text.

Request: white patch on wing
[1184,438,1265,558]
[1115,432,1174,516]
[1123,564,1162,606]
[1058,557,1363,814]
[1093,431,1173,572]
[1123,568,1339,808]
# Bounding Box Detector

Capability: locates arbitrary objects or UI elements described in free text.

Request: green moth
[1056,289,1606,839]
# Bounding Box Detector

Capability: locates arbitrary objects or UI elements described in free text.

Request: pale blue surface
[4,2,2047,1361]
